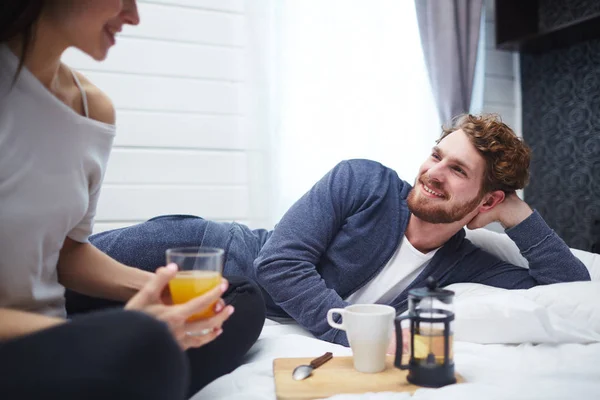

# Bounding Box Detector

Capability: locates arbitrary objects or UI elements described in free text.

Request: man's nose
[426,163,446,183]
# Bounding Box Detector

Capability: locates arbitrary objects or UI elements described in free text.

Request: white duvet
[194,230,600,399]
[193,281,600,400]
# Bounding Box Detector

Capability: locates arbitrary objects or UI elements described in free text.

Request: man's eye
[431,153,441,160]
[453,166,466,175]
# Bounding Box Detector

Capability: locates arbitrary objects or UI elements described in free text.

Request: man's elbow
[574,268,592,282]
[316,327,349,347]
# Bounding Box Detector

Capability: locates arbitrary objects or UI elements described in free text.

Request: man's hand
[467,192,533,230]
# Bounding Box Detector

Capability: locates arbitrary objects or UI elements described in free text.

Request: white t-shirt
[0,45,115,317]
[345,236,438,304]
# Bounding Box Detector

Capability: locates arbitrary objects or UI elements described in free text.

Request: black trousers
[0,233,266,400]
[0,310,189,400]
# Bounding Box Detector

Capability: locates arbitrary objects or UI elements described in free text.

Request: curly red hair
[438,114,531,193]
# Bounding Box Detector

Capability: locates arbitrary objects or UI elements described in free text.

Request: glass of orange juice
[166,247,224,321]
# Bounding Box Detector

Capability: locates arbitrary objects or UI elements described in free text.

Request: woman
[0,1,265,399]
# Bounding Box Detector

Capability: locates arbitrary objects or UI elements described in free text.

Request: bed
[192,229,600,400]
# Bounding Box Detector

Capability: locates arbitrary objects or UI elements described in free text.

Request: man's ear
[479,190,505,213]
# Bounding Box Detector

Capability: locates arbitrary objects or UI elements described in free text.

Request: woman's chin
[77,45,110,62]
[91,49,110,61]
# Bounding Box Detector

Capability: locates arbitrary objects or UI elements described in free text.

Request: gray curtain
[415,0,484,123]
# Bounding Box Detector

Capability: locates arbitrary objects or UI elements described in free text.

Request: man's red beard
[407,176,484,224]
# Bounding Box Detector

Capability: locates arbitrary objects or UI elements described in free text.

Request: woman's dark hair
[0,1,45,80]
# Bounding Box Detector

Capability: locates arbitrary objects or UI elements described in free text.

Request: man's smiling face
[407,129,487,224]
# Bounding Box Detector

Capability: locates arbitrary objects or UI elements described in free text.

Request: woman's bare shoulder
[72,70,116,125]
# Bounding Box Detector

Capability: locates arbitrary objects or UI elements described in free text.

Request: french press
[394,277,455,387]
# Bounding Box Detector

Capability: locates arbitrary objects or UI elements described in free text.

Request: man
[84,114,590,347]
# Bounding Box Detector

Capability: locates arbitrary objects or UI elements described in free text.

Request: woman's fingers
[181,305,235,349]
[185,305,234,333]
[175,278,228,318]
[214,298,225,313]
[125,274,232,350]
[125,264,177,310]
[182,327,223,350]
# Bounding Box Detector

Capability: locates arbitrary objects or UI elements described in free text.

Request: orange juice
[168,270,222,321]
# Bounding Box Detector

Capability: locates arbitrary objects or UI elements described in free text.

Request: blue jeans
[65,215,268,397]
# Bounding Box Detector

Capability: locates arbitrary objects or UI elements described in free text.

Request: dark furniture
[495,0,600,53]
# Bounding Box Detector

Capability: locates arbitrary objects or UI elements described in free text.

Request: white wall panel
[485,1,495,22]
[140,0,245,13]
[485,21,496,49]
[482,104,517,129]
[84,0,271,234]
[123,2,246,46]
[481,0,521,135]
[93,222,140,233]
[112,111,247,149]
[64,38,245,81]
[96,186,249,221]
[85,72,242,114]
[93,219,253,235]
[485,50,514,78]
[104,149,248,184]
[484,76,515,106]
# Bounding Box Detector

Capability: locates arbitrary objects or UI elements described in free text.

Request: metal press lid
[408,276,454,300]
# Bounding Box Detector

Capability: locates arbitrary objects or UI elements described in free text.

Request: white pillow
[447,281,600,344]
[464,228,528,268]
[571,248,600,281]
[464,227,600,281]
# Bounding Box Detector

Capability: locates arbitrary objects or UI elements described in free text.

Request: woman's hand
[125,264,234,350]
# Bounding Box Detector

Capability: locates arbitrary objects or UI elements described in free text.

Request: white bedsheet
[193,321,600,400]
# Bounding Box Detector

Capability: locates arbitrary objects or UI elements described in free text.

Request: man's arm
[255,160,402,346]
[57,237,152,302]
[465,193,590,287]
[254,162,354,345]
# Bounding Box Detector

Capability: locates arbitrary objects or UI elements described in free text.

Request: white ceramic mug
[327,304,395,373]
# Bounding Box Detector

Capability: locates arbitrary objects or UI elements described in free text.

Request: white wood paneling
[96,186,249,221]
[83,0,271,233]
[485,21,496,49]
[93,222,140,233]
[112,111,247,149]
[483,76,515,106]
[481,0,521,136]
[93,218,253,234]
[482,103,517,129]
[85,72,242,114]
[104,149,248,184]
[140,0,245,13]
[485,49,514,78]
[124,2,246,46]
[64,38,245,81]
[485,0,495,22]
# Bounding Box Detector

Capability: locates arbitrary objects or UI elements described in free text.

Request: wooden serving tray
[273,355,464,400]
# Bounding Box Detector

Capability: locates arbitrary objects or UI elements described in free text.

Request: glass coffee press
[394,277,455,387]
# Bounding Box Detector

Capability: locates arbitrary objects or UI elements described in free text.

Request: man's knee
[224,277,265,308]
[89,216,213,270]
[222,276,266,334]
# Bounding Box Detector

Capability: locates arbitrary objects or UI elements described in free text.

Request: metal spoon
[292,352,333,381]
